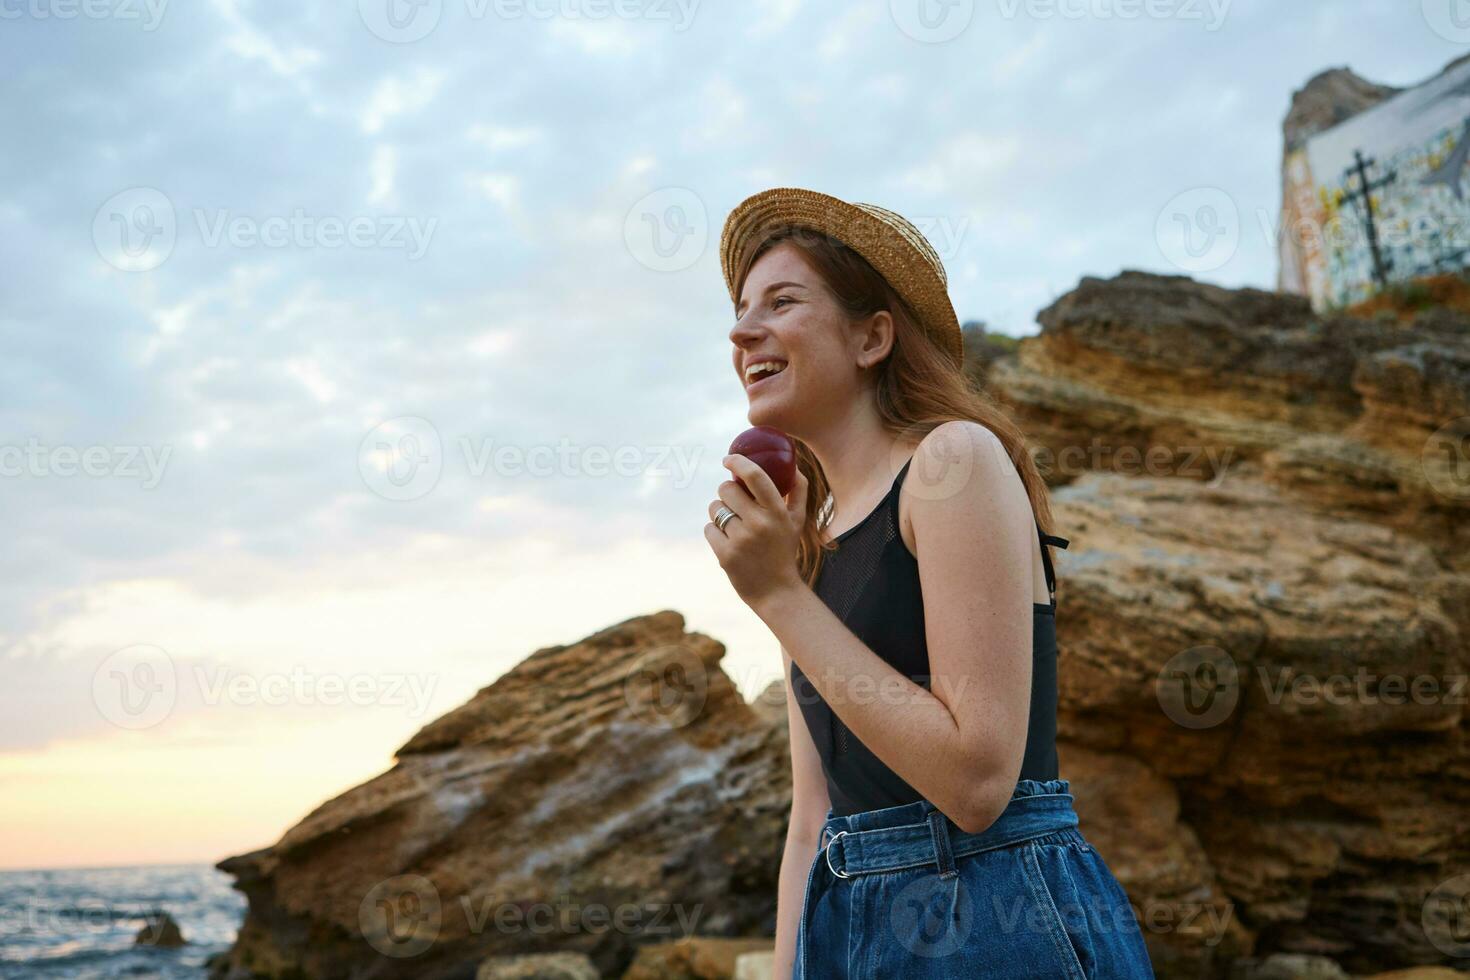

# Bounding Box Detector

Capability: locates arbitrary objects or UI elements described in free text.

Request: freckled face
[729,243,860,432]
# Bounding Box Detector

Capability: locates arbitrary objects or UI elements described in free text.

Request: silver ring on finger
[714,504,738,532]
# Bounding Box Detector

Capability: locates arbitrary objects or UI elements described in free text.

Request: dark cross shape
[1342,148,1397,291]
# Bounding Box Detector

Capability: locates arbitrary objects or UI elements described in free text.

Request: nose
[729,309,764,348]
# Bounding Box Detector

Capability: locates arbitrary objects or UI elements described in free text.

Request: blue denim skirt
[793,779,1155,979]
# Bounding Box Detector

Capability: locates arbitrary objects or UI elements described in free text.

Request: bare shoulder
[916,419,1010,469]
[909,420,1018,500]
[898,420,1024,554]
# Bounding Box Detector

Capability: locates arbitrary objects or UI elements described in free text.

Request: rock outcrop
[476,952,600,979]
[135,908,187,947]
[992,271,1470,563]
[1281,66,1403,154]
[621,937,774,979]
[984,270,1470,977]
[211,611,790,980]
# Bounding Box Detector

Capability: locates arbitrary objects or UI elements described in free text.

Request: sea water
[0,864,245,979]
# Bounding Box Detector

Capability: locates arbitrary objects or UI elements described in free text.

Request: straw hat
[719,187,964,368]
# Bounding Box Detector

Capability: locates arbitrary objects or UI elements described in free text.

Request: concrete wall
[1280,57,1470,310]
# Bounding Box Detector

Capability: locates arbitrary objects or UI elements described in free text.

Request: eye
[773,296,795,309]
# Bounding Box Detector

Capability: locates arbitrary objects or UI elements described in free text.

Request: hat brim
[719,186,963,367]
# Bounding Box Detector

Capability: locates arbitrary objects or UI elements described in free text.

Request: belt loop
[926,809,957,879]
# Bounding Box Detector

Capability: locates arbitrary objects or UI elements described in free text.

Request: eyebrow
[736,281,807,318]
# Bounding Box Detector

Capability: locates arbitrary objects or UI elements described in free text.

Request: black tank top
[790,455,1070,817]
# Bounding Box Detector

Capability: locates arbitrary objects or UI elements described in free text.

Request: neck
[796,396,917,528]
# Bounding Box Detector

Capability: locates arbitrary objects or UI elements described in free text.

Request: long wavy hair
[733,225,1059,589]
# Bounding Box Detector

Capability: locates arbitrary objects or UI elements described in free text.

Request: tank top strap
[1037,528,1069,603]
[885,455,915,521]
[888,456,1067,603]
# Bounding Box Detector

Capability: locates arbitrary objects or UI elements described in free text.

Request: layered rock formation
[210,611,791,980]
[989,271,1470,564]
[214,270,1468,979]
[985,270,1470,977]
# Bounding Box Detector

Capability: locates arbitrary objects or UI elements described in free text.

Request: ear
[854,309,895,369]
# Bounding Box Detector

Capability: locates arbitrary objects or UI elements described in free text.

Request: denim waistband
[817,778,1078,878]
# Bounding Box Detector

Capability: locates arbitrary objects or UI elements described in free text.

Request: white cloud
[467,328,518,358]
[361,68,447,135]
[285,357,337,404]
[472,172,522,210]
[898,132,1025,194]
[369,145,397,207]
[622,155,657,178]
[992,31,1050,85]
[209,0,321,78]
[817,3,881,60]
[744,0,803,36]
[547,17,641,56]
[685,76,748,149]
[467,124,543,152]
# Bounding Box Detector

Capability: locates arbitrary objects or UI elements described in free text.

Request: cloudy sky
[0,0,1453,869]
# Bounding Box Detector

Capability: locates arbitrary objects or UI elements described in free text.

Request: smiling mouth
[744,360,788,391]
[747,372,784,396]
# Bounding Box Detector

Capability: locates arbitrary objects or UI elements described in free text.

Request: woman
[703,188,1155,979]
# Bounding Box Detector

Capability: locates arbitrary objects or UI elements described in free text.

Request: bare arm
[749,421,1034,835]
[772,645,830,980]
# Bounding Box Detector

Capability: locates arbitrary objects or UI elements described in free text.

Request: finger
[716,480,753,514]
[702,521,729,560]
[787,467,809,522]
[723,454,782,512]
[708,498,743,524]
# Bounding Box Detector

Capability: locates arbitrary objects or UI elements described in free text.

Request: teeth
[745,360,787,382]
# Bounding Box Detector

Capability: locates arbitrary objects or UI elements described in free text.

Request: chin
[746,395,797,432]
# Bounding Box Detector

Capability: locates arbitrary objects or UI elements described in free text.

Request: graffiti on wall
[1280,58,1470,310]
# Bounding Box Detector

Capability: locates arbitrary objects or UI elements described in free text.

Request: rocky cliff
[987,270,1470,977]
[213,270,1469,980]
